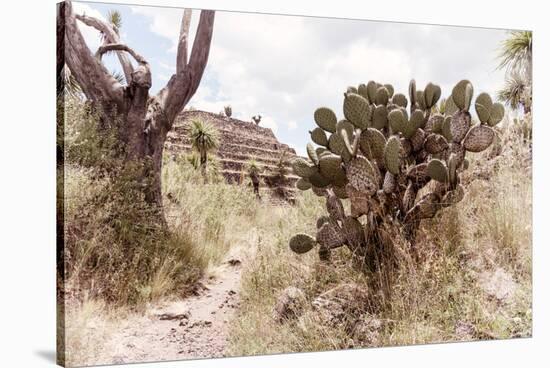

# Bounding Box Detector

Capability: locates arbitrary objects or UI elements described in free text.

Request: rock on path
[94,257,245,365]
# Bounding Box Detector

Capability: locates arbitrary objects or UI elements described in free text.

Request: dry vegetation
[228,115,532,355]
[60,94,531,365]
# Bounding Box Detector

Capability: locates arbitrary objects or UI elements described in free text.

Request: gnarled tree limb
[162,10,215,124]
[176,9,193,74]
[64,1,124,104]
[96,43,148,65]
[75,13,134,84]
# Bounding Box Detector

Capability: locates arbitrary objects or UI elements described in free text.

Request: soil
[94,253,248,365]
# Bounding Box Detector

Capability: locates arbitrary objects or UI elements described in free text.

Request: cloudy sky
[74,1,510,155]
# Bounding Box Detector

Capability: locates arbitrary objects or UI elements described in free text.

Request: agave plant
[497,72,531,113]
[189,119,220,178]
[497,30,532,81]
[288,79,505,271]
[224,105,232,118]
[252,115,262,125]
[245,158,263,198]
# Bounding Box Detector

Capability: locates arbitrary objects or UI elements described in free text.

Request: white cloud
[259,116,278,134]
[73,2,106,52]
[79,3,510,154]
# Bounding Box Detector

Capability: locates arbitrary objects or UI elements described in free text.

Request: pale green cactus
[288,79,505,272]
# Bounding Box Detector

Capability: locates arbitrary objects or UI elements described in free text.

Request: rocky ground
[91,254,248,365]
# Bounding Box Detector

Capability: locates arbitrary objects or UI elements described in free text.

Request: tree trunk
[60,1,215,220]
[200,148,207,178]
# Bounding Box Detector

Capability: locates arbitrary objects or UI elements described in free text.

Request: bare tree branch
[161,10,215,124]
[96,43,148,65]
[75,13,134,84]
[176,9,193,74]
[64,0,124,104]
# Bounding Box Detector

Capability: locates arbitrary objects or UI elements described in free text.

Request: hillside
[165,110,300,201]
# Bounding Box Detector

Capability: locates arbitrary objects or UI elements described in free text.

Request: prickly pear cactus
[289,79,504,269]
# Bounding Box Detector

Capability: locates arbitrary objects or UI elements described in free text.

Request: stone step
[166,110,299,202]
[220,168,298,184]
[172,124,283,147]
[166,138,293,159]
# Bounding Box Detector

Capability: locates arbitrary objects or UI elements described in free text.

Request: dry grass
[228,120,532,355]
[62,95,531,364]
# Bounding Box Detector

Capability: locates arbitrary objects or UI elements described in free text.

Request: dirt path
[95,247,252,365]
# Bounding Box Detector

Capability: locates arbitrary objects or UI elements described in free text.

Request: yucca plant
[224,105,232,118]
[497,72,531,113]
[275,151,289,178]
[185,152,221,182]
[497,30,532,81]
[189,119,220,179]
[245,158,263,198]
[252,115,262,125]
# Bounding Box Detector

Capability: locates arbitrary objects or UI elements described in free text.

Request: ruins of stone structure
[165,110,299,202]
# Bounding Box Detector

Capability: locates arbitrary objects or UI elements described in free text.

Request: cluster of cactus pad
[289,79,504,268]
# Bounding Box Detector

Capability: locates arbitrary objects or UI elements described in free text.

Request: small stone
[272,286,307,322]
[351,315,383,345]
[479,268,517,304]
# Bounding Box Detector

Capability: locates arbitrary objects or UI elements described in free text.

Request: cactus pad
[292,158,316,178]
[311,127,328,147]
[316,221,345,249]
[416,90,426,110]
[342,217,364,249]
[383,171,397,194]
[392,93,408,108]
[409,79,417,106]
[406,163,430,186]
[451,80,474,111]
[309,171,331,188]
[426,113,444,133]
[442,116,453,141]
[424,133,449,154]
[332,185,349,199]
[404,129,422,153]
[316,216,330,229]
[372,105,389,130]
[488,103,505,127]
[366,81,379,104]
[389,108,407,134]
[346,184,371,217]
[475,92,492,123]
[405,193,440,223]
[346,156,379,194]
[384,136,401,175]
[444,95,459,117]
[375,86,390,105]
[314,107,337,133]
[424,82,442,108]
[463,124,494,152]
[306,143,319,165]
[450,111,471,142]
[384,84,395,98]
[343,93,370,129]
[296,178,312,191]
[360,128,386,160]
[328,133,351,162]
[289,233,317,254]
[326,193,346,221]
[441,184,465,207]
[427,159,448,183]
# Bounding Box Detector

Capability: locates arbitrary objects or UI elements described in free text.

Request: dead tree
[58,1,215,217]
